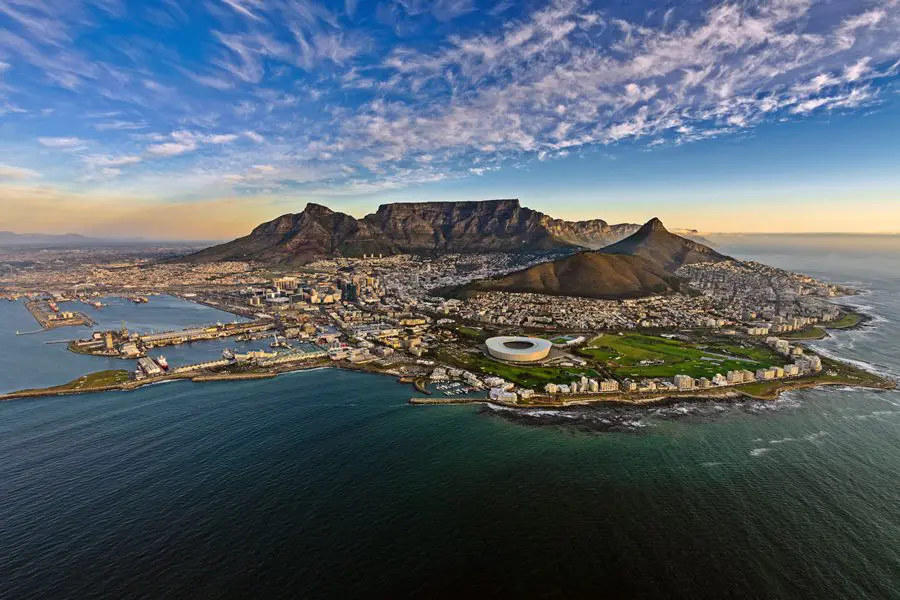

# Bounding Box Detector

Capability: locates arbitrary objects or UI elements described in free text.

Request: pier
[24,299,95,330]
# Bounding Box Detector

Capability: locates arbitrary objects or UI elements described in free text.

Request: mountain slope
[600,218,730,271]
[186,203,397,265]
[448,252,681,300]
[185,199,639,264]
[448,218,729,300]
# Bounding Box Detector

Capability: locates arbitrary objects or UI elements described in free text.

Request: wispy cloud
[1,0,899,203]
[0,164,40,180]
[82,154,142,167]
[243,130,265,143]
[38,136,84,148]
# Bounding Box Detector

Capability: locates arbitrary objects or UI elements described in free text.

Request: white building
[674,374,695,390]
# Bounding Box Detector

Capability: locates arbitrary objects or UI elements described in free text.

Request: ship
[156,356,169,371]
[222,348,235,361]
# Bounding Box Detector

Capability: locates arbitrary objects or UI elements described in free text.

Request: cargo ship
[156,356,169,371]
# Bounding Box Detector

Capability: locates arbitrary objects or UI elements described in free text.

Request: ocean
[1,239,898,599]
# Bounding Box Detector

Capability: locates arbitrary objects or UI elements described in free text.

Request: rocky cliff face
[364,200,639,252]
[186,199,640,265]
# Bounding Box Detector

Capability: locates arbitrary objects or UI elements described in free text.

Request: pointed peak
[304,202,334,215]
[641,217,667,233]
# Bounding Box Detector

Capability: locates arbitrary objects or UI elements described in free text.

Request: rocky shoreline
[409,376,896,409]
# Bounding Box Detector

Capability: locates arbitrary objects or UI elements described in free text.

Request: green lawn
[16,370,132,395]
[455,325,488,340]
[61,370,132,390]
[780,327,828,340]
[826,312,862,329]
[578,333,782,380]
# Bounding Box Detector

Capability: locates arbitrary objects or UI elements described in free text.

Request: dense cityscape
[0,244,884,405]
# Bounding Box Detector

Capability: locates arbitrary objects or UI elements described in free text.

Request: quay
[25,299,95,330]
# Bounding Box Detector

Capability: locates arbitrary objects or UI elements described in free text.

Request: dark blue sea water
[1,243,899,599]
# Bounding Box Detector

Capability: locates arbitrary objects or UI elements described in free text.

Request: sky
[1,0,899,239]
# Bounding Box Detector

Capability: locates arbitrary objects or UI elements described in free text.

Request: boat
[156,356,169,371]
[223,348,235,360]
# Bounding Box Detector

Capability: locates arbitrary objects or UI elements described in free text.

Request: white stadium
[485,336,553,363]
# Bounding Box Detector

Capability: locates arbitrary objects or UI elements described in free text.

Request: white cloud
[243,130,265,143]
[321,0,900,181]
[83,154,143,167]
[147,141,197,156]
[38,136,83,148]
[205,133,239,143]
[145,130,241,156]
[3,0,900,199]
[93,120,148,131]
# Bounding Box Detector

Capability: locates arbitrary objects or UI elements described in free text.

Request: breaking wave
[481,395,806,432]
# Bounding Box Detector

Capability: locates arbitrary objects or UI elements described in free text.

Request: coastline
[1,293,894,408]
[409,377,896,409]
[2,354,894,404]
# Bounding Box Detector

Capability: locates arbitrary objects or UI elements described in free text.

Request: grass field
[578,333,783,379]
[15,370,132,395]
[57,370,132,390]
[826,312,863,329]
[455,325,488,340]
[435,350,601,390]
[781,327,828,340]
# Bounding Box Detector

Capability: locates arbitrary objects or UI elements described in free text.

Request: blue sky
[1,0,899,238]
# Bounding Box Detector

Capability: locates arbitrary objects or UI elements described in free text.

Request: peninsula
[0,200,894,407]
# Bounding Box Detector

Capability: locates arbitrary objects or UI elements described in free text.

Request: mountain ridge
[186,199,640,264]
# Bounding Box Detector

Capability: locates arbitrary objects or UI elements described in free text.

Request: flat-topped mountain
[362,199,637,253]
[186,199,639,264]
[600,217,729,271]
[449,217,729,300]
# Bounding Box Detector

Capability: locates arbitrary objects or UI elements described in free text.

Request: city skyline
[2,0,900,238]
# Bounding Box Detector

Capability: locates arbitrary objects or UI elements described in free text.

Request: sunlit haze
[1,0,899,238]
